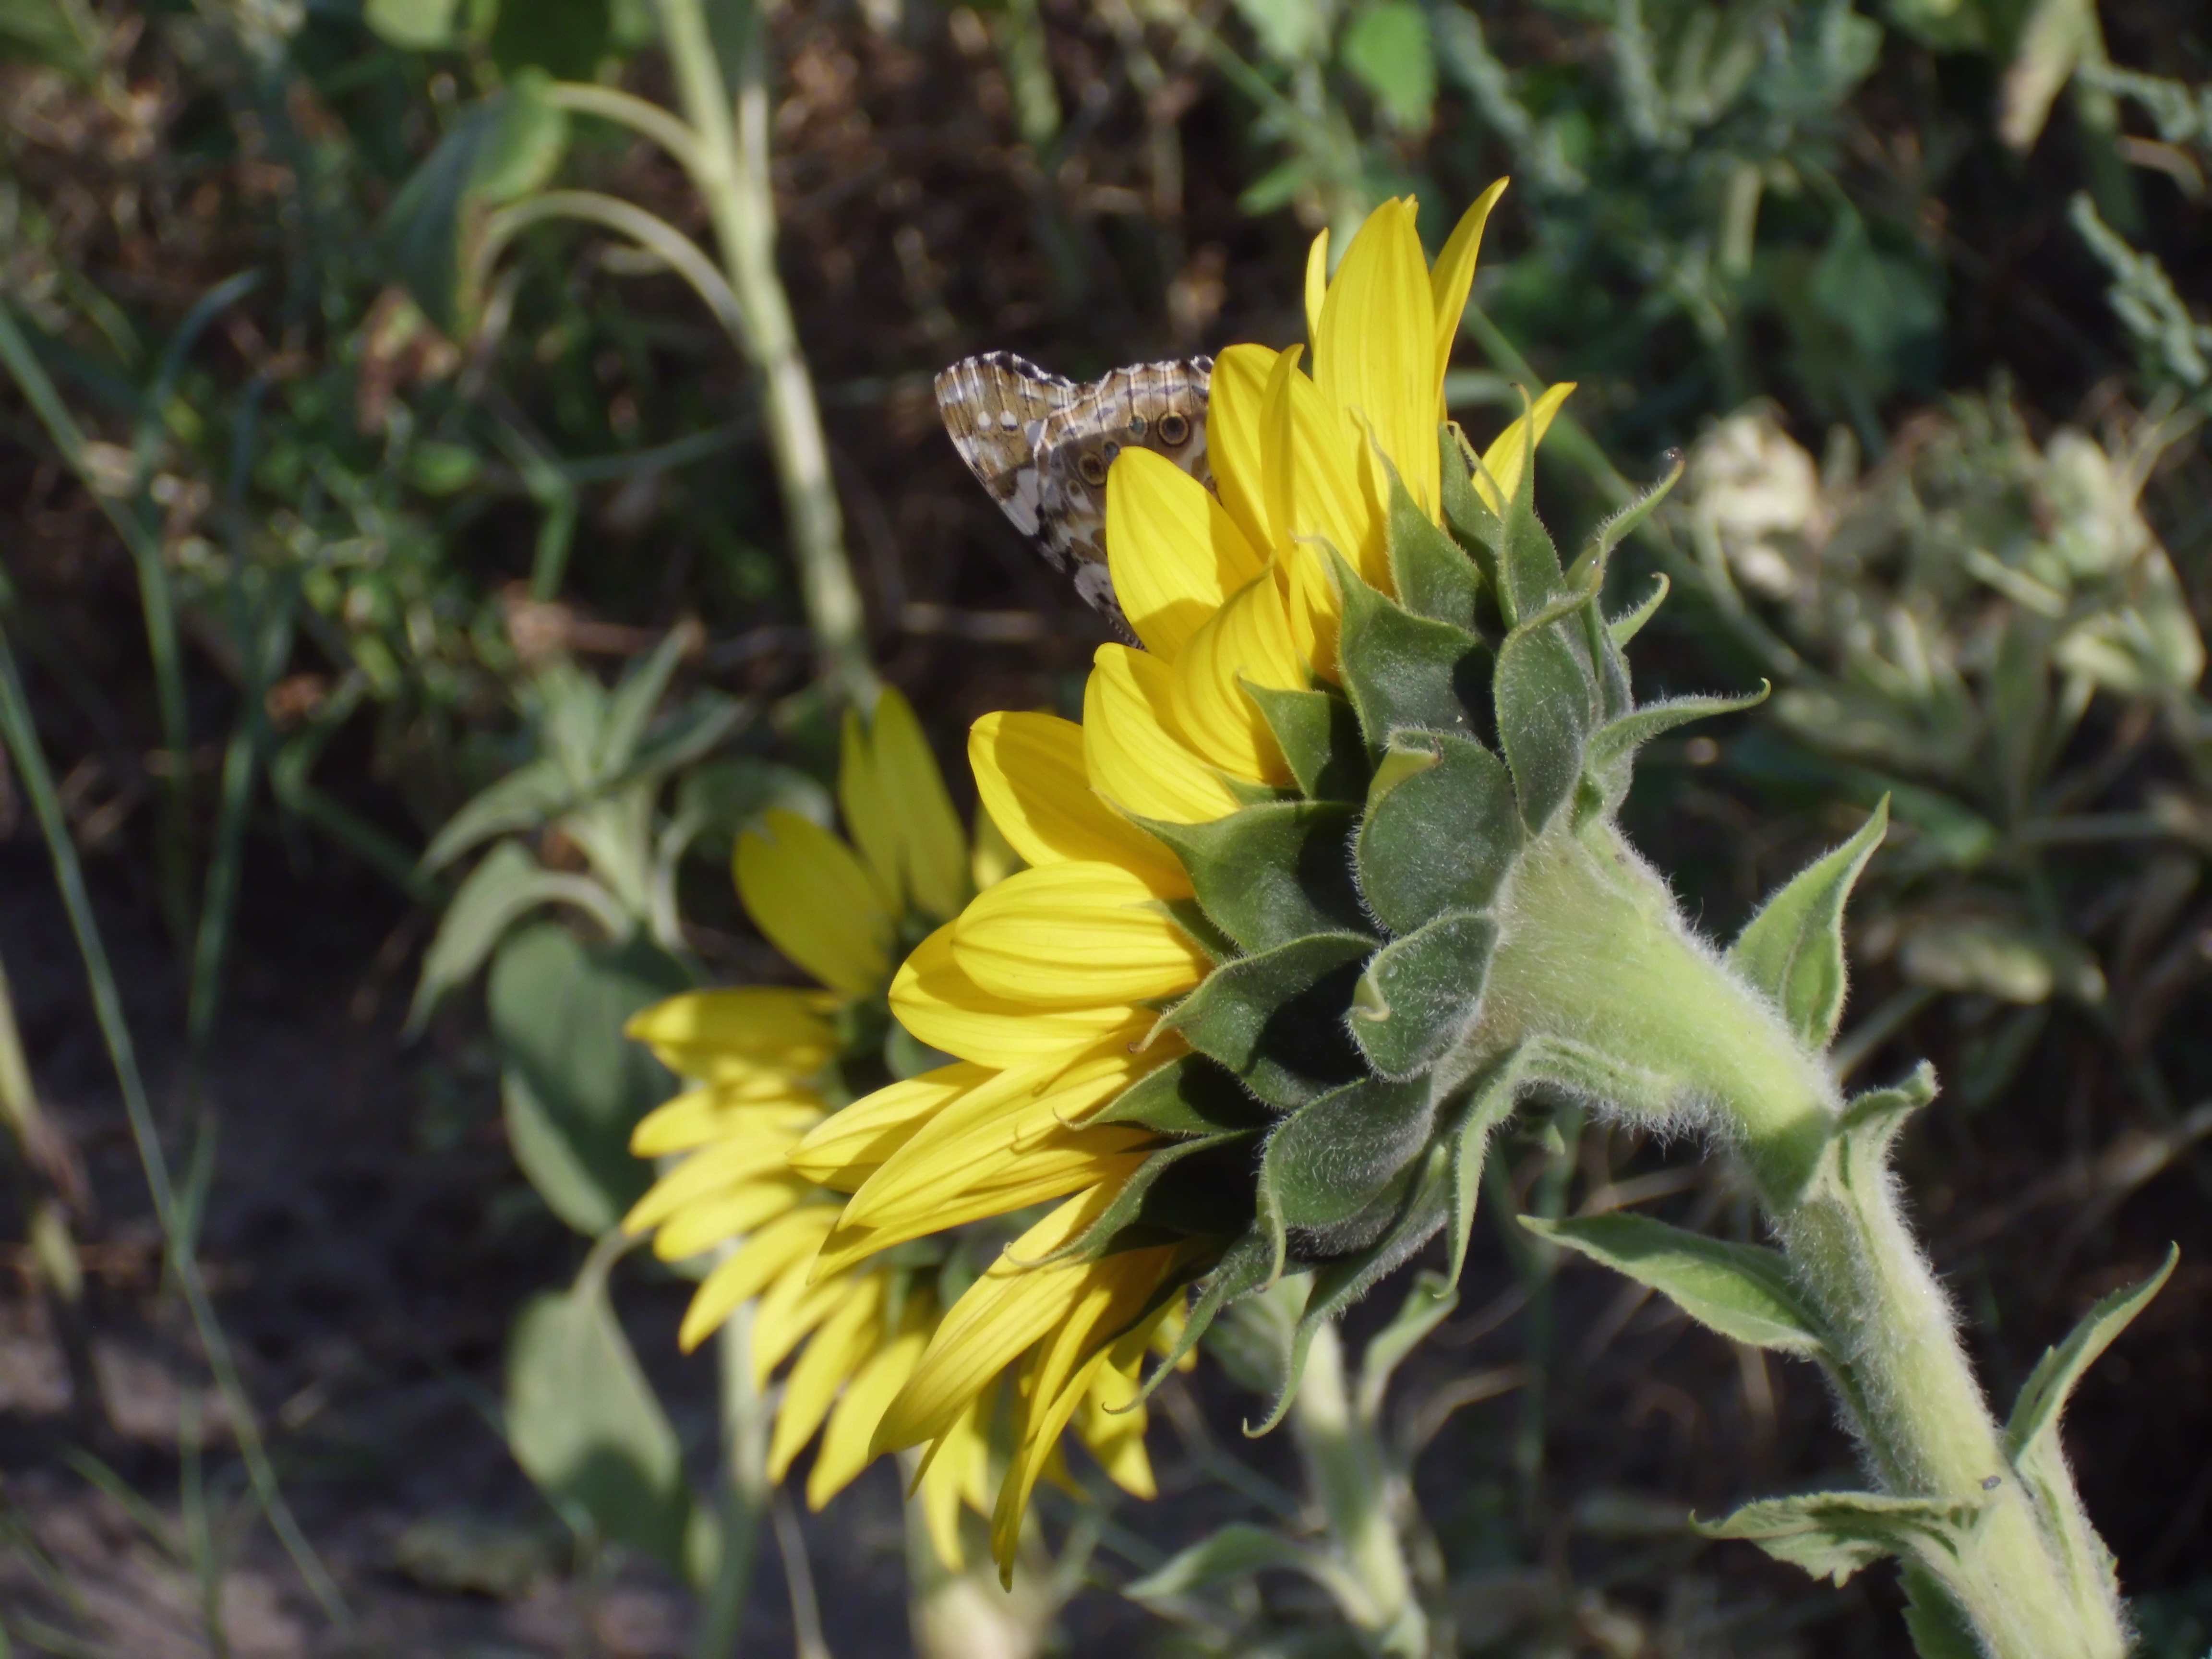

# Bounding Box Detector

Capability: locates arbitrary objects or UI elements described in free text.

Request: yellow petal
[838,705,903,915]
[807,1296,932,1509]
[1474,381,1576,515]
[627,986,840,1082]
[1315,197,1438,519]
[750,1259,853,1385]
[1077,1333,1158,1498]
[874,1184,1137,1452]
[1106,448,1267,659]
[735,811,895,998]
[890,922,1155,1065]
[916,1389,992,1570]
[676,1204,838,1351]
[1429,180,1509,416]
[1168,565,1308,783]
[970,801,1021,892]
[990,1247,1176,1580]
[968,712,1186,893]
[649,1176,809,1262]
[1082,646,1245,825]
[950,861,1209,1007]
[1303,227,1330,346]
[787,1060,988,1190]
[631,1086,822,1156]
[768,1274,886,1482]
[868,686,972,922]
[1263,346,1382,590]
[622,1133,811,1235]
[1204,343,1280,557]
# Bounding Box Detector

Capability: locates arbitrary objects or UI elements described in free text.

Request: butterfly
[936,351,1214,630]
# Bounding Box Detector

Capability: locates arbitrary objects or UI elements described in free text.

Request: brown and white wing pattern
[935,350,1214,625]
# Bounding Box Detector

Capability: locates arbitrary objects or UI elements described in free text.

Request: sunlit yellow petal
[1106,448,1267,659]
[622,1132,811,1235]
[838,706,902,915]
[1303,227,1330,346]
[1082,646,1245,825]
[970,802,1020,892]
[968,712,1187,893]
[890,923,1155,1064]
[950,862,1209,1006]
[631,1087,822,1157]
[807,1297,932,1509]
[875,1183,1137,1452]
[751,1261,853,1385]
[1474,382,1576,514]
[916,1390,992,1570]
[869,686,972,922]
[650,1176,810,1262]
[787,1060,989,1190]
[626,986,840,1083]
[1263,346,1382,590]
[735,811,895,998]
[1205,343,1280,556]
[675,1204,839,1351]
[768,1274,886,1481]
[1169,565,1309,783]
[1428,180,1508,416]
[1315,197,1437,518]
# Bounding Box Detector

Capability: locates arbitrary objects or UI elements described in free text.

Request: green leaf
[1355,732,1521,937]
[1609,574,1671,648]
[505,1262,698,1575]
[490,924,687,1234]
[664,757,832,866]
[1125,1522,1346,1605]
[1385,467,1483,628]
[1164,932,1373,1109]
[1835,1062,1937,1173]
[1133,1230,1277,1405]
[0,0,103,79]
[364,0,465,48]
[1261,1075,1437,1248]
[1493,617,1597,831]
[1350,909,1494,1079]
[1524,1213,1827,1356]
[1491,419,1567,627]
[1443,1060,1521,1287]
[599,624,697,779]
[1356,1270,1457,1419]
[1728,799,1888,1050]
[1568,452,1684,593]
[1226,0,1330,63]
[1900,1566,1984,1659]
[408,842,616,1034]
[1439,424,1502,573]
[1141,802,1367,954]
[1696,1490,1983,1587]
[381,74,571,334]
[490,0,609,79]
[1250,1144,1452,1434]
[1341,2,1436,131]
[1579,686,1769,819]
[1247,683,1367,801]
[1329,549,1490,753]
[2004,1245,2177,1467]
[1094,1054,1276,1136]
[421,758,573,873]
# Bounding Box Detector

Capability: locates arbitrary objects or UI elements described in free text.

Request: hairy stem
[650,0,877,706]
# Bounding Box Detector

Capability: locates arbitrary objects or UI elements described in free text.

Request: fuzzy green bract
[1081,418,1765,1419]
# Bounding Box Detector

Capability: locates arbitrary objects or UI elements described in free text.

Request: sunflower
[622,687,1161,1564]
[793,185,1576,1581]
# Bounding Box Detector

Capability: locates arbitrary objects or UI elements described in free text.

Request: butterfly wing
[937,352,1214,628]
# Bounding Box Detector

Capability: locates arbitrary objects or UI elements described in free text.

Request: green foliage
[1695,1490,1985,1587]
[505,1255,705,1576]
[491,922,685,1234]
[2004,1245,2178,1467]
[1728,798,1887,1049]
[1523,1213,1827,1355]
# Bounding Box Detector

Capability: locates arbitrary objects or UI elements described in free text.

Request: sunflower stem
[1289,1322,1427,1658]
[1484,820,2129,1659]
[693,1307,768,1659]
[648,0,877,708]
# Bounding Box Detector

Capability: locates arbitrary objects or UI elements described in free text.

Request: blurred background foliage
[0,0,2208,1653]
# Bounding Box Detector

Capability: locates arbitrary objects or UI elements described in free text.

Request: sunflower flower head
[797,183,1803,1584]
[622,688,1169,1566]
